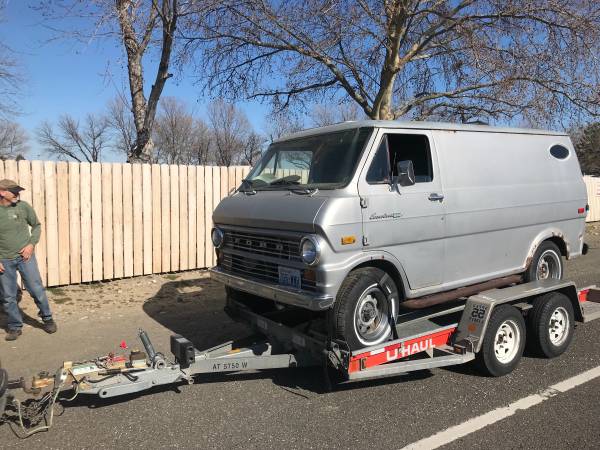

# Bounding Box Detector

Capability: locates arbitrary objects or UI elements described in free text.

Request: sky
[1,0,270,161]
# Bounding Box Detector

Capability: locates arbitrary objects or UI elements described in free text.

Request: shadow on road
[140,277,437,396]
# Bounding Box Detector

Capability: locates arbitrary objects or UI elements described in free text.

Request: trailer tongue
[2,280,600,436]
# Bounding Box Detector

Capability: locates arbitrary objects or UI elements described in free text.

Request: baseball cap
[0,179,24,194]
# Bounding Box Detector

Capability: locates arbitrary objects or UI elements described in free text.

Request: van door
[357,129,445,290]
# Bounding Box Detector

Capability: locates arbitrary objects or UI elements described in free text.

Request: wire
[13,382,61,437]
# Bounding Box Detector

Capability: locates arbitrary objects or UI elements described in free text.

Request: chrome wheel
[494,319,521,364]
[353,284,393,347]
[536,250,562,280]
[548,306,569,346]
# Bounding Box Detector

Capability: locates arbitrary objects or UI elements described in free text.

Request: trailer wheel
[333,267,398,351]
[524,241,563,282]
[527,292,574,358]
[476,305,526,377]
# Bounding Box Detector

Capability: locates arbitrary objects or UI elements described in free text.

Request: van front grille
[221,253,316,292]
[223,230,301,262]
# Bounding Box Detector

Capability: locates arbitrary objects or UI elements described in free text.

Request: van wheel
[333,268,399,351]
[527,292,574,358]
[524,241,563,282]
[476,305,526,377]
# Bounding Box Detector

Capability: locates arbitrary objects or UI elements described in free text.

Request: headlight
[211,227,224,248]
[300,236,320,265]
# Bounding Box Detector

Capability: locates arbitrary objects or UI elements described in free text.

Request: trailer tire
[527,292,574,358]
[476,305,526,377]
[333,267,399,351]
[524,241,563,282]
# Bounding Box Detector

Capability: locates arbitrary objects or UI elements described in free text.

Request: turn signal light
[341,235,356,245]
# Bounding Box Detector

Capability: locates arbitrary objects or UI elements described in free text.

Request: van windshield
[243,127,373,191]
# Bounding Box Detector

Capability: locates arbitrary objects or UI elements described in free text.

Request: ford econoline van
[210,121,588,349]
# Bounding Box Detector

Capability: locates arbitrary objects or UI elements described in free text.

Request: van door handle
[428,193,444,202]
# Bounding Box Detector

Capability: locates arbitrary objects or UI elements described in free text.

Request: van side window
[550,145,569,160]
[366,134,433,184]
[366,137,391,184]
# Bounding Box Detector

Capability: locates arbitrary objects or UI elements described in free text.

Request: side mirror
[396,160,415,187]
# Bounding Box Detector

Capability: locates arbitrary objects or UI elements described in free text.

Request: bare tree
[188,1,600,126]
[189,118,212,165]
[0,1,22,117]
[0,120,28,159]
[115,0,180,161]
[310,102,361,127]
[37,114,111,162]
[207,99,258,166]
[153,96,212,164]
[239,131,264,165]
[264,109,304,142]
[39,1,189,161]
[107,96,136,157]
[572,123,600,176]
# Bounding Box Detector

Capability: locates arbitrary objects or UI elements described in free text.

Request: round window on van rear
[550,145,570,160]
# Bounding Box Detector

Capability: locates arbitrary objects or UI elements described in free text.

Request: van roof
[276,120,568,142]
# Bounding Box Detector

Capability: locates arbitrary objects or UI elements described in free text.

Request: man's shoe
[5,329,22,341]
[42,319,57,334]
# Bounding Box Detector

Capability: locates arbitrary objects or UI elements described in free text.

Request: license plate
[278,266,301,290]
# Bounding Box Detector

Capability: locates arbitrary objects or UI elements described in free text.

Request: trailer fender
[453,280,582,353]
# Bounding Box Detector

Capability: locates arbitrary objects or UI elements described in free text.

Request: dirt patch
[0,269,226,333]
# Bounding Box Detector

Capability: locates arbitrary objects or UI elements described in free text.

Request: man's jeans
[0,255,52,330]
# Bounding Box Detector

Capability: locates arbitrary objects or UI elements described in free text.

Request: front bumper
[209,267,334,311]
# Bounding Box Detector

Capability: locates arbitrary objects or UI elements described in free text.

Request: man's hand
[19,244,34,261]
[0,262,4,273]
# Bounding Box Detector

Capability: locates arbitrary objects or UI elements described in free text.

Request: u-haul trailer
[2,279,600,435]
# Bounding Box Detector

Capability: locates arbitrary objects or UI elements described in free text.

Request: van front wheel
[333,268,399,351]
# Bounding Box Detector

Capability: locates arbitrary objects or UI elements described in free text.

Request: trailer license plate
[278,266,301,290]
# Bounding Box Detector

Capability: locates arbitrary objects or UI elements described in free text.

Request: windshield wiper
[289,187,319,196]
[269,175,301,186]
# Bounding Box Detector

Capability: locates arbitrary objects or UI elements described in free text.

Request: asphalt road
[1,243,600,448]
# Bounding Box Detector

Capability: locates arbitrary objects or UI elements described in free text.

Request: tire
[333,267,399,351]
[476,305,526,377]
[524,241,563,282]
[526,292,574,358]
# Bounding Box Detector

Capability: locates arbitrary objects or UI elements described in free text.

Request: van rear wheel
[333,268,399,351]
[524,241,563,282]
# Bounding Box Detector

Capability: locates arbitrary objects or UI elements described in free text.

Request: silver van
[210,121,588,349]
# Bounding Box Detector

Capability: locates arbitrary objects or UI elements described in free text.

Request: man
[0,179,56,341]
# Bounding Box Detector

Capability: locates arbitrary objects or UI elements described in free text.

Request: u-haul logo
[386,338,433,361]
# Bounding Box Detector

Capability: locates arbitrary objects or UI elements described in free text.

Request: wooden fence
[584,176,600,223]
[0,160,250,287]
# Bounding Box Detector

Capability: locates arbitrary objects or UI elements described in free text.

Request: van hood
[212,191,327,233]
